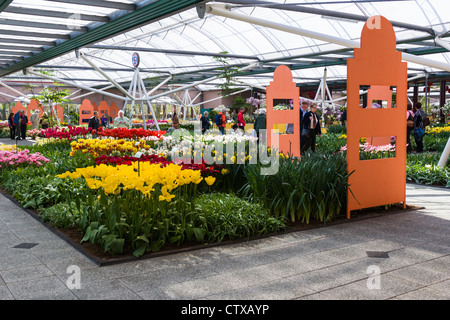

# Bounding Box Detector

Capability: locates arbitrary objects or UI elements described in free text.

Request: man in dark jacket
[301,104,322,153]
[13,110,23,139]
[200,111,210,134]
[88,111,100,131]
[20,111,28,139]
[299,101,309,148]
[254,109,266,140]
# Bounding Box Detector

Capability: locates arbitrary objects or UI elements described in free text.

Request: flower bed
[41,125,93,140]
[0,149,50,169]
[95,127,166,140]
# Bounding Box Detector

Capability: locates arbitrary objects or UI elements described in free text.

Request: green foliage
[316,133,347,154]
[325,125,347,134]
[194,193,285,242]
[213,52,240,96]
[239,152,351,224]
[406,152,450,187]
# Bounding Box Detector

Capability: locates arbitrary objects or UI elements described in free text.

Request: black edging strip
[0,188,424,267]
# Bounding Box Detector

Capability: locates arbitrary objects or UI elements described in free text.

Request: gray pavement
[0,183,449,300]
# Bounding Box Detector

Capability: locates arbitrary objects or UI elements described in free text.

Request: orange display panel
[52,104,64,123]
[346,16,407,219]
[79,99,94,125]
[26,99,40,121]
[12,101,24,115]
[266,65,301,158]
[97,101,111,118]
[109,102,119,118]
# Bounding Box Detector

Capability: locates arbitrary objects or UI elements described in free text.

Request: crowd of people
[4,101,430,155]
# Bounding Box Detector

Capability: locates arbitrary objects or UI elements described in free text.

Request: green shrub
[194,193,285,242]
[240,152,350,224]
[325,124,346,134]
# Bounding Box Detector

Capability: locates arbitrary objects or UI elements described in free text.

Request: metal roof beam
[45,0,136,11]
[0,50,33,56]
[220,0,435,35]
[0,55,23,60]
[4,6,109,22]
[0,38,55,46]
[86,45,261,60]
[0,0,205,77]
[0,18,88,32]
[0,0,13,12]
[0,29,70,39]
[0,44,43,52]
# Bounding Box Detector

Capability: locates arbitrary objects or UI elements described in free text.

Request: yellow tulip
[205,176,216,186]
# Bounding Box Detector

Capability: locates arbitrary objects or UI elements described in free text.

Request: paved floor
[0,181,449,300]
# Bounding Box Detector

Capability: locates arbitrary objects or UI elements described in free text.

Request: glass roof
[1,0,449,94]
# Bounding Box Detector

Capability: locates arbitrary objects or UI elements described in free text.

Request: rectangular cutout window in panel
[359,136,396,160]
[360,85,397,109]
[273,99,294,110]
[272,123,294,135]
[81,110,90,114]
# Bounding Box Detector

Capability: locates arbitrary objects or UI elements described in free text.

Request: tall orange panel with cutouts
[266,65,301,158]
[347,16,407,219]
[79,99,94,125]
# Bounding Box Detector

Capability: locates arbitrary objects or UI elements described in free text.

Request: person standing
[406,103,415,153]
[299,101,309,148]
[413,102,426,153]
[215,111,226,135]
[254,108,266,140]
[13,110,22,139]
[301,104,322,153]
[20,110,28,139]
[237,107,246,132]
[30,109,40,130]
[200,111,210,134]
[172,112,179,129]
[8,112,15,140]
[100,113,109,127]
[114,110,130,128]
[40,112,50,129]
[88,111,100,131]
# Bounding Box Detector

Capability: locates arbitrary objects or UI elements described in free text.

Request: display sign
[132,52,140,68]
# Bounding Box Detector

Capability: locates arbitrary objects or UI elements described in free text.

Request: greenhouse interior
[0,0,449,302]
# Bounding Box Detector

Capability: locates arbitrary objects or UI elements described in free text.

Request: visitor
[7,112,15,140]
[88,111,100,131]
[406,102,414,153]
[200,111,210,134]
[40,112,50,129]
[413,102,426,153]
[20,110,28,140]
[30,109,40,130]
[231,123,239,133]
[254,108,266,141]
[172,112,179,129]
[13,110,23,139]
[301,104,322,153]
[215,111,226,135]
[238,107,246,131]
[114,110,130,128]
[100,113,109,127]
[300,101,309,148]
[341,109,347,127]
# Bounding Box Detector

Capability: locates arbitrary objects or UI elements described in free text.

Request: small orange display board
[266,65,301,158]
[97,101,111,118]
[12,101,24,115]
[110,102,119,118]
[79,99,94,125]
[346,16,407,219]
[52,104,64,123]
